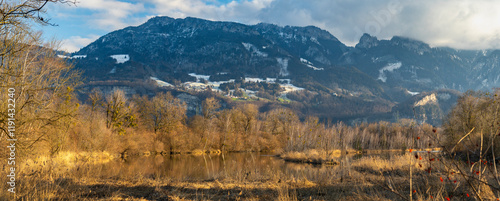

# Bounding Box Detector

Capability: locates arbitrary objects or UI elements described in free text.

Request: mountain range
[68,16,500,125]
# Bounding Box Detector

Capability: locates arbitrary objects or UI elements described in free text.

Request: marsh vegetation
[2,1,500,200]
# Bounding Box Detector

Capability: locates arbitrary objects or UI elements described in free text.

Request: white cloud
[256,0,500,49]
[61,35,100,52]
[74,0,146,30]
[146,0,274,24]
[49,0,500,50]
[396,0,500,49]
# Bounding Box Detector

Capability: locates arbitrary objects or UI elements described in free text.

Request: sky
[39,0,500,52]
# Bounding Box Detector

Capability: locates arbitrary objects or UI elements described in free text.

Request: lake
[89,153,375,183]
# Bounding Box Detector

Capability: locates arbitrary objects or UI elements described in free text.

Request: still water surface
[91,153,394,182]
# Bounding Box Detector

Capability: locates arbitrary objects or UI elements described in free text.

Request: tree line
[54,88,442,156]
[1,0,496,159]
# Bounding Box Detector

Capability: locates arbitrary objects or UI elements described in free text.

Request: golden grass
[353,153,415,171]
[280,149,342,164]
[20,151,115,171]
[3,151,500,200]
[190,149,205,155]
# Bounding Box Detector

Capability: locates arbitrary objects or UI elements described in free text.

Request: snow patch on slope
[188,73,211,82]
[277,58,289,76]
[482,79,489,87]
[245,77,303,93]
[378,62,402,82]
[58,55,87,59]
[245,78,277,83]
[300,58,324,70]
[110,54,129,64]
[242,42,268,57]
[310,37,320,45]
[150,77,173,87]
[281,83,304,93]
[407,90,420,96]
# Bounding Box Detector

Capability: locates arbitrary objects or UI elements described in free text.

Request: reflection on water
[89,153,400,182]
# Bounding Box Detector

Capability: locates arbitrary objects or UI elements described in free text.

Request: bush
[442,89,500,158]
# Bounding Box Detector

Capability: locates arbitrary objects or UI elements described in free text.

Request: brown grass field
[1,150,498,201]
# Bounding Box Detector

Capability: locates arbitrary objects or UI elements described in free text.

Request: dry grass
[2,151,500,200]
[280,149,342,165]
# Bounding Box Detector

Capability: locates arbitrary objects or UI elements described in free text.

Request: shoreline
[4,151,493,200]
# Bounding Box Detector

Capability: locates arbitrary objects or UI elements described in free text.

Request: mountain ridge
[70,16,500,125]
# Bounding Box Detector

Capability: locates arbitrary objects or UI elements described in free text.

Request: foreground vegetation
[1,85,496,200]
[2,150,500,200]
[2,1,500,200]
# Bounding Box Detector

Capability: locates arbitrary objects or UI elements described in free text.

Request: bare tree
[0,0,75,25]
[104,89,136,135]
[0,39,80,153]
[202,97,220,119]
[1,1,76,58]
[200,97,220,150]
[136,92,186,139]
[239,104,258,135]
[0,0,80,155]
[89,88,103,113]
